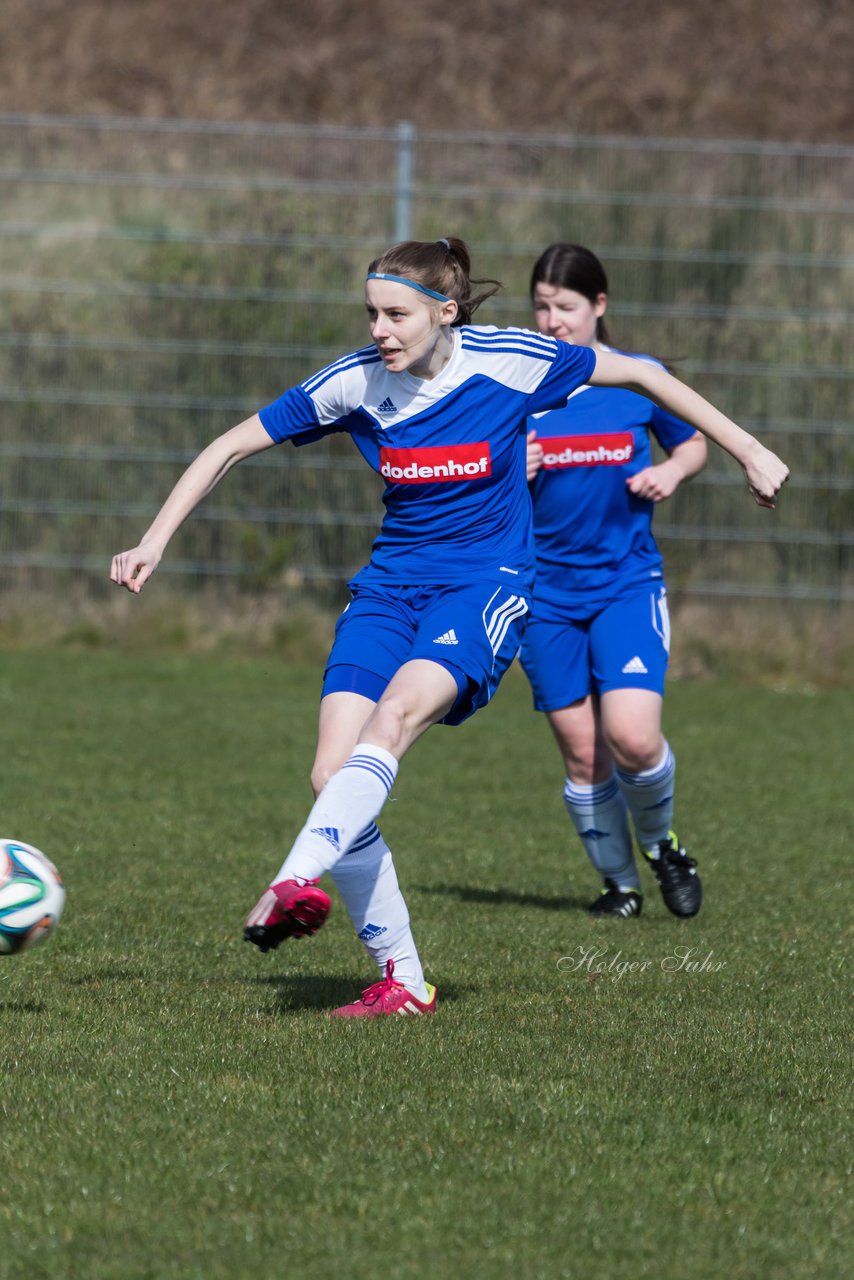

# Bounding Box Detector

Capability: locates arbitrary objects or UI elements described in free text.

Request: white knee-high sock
[273,744,398,884]
[330,823,428,1000]
[563,774,641,891]
[616,741,676,855]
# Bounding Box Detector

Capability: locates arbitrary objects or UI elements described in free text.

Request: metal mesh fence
[0,113,851,606]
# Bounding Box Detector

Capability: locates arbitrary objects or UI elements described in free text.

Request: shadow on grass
[0,999,46,1013]
[414,882,590,913]
[252,972,465,1013]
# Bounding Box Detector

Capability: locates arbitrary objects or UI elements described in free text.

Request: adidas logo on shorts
[433,629,459,645]
[621,656,649,674]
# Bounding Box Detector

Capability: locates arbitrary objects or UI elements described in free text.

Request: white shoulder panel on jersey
[300,345,383,426]
[459,325,558,393]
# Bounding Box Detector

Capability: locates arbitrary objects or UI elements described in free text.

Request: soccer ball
[0,839,65,955]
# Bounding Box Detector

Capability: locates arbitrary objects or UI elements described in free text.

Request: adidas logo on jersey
[622,656,649,674]
[433,629,459,645]
[376,397,397,414]
[310,826,341,851]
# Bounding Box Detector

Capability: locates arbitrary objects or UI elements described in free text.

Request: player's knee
[559,734,611,784]
[562,745,596,784]
[609,728,662,774]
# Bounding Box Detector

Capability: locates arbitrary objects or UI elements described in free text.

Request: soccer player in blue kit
[111,237,789,1016]
[522,243,712,919]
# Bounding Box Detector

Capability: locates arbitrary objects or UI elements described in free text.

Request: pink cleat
[243,878,331,952]
[329,959,437,1018]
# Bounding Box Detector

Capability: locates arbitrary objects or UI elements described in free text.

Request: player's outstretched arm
[110,415,275,593]
[589,351,790,508]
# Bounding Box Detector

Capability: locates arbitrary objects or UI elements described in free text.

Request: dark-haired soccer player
[523,244,708,920]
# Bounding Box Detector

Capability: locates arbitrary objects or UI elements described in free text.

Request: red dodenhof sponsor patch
[380,442,492,483]
[540,432,634,468]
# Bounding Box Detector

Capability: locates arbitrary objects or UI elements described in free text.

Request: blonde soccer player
[112,238,788,1015]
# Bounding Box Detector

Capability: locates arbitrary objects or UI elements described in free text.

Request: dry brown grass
[1,0,851,141]
[1,588,851,688]
[0,585,337,662]
[669,599,854,688]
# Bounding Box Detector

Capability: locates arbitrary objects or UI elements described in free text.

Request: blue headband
[366,272,450,302]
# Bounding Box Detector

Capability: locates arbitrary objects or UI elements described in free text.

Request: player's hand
[526,429,544,482]
[742,442,790,509]
[110,542,162,593]
[626,461,681,502]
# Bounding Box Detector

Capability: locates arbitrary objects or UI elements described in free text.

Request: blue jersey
[527,350,696,615]
[260,326,595,594]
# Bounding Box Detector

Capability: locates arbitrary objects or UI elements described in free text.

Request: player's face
[365,280,457,379]
[532,282,606,348]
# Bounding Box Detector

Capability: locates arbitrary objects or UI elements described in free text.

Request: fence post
[394,120,415,241]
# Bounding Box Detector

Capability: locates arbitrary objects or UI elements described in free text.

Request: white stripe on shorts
[483,590,529,655]
[651,587,671,653]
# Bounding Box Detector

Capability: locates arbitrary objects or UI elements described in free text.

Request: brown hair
[368,237,501,326]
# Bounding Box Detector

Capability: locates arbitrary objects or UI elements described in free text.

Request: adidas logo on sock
[358,922,388,941]
[433,628,459,645]
[310,826,341,851]
[621,655,649,674]
[376,397,398,414]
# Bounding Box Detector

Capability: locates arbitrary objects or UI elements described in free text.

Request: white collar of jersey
[368,330,464,426]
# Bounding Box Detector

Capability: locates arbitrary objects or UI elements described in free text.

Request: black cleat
[588,879,643,918]
[643,833,702,917]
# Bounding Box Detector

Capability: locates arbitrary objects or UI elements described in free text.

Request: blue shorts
[323,582,531,726]
[520,584,670,711]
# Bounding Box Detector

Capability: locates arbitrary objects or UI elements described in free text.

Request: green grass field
[0,650,850,1280]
